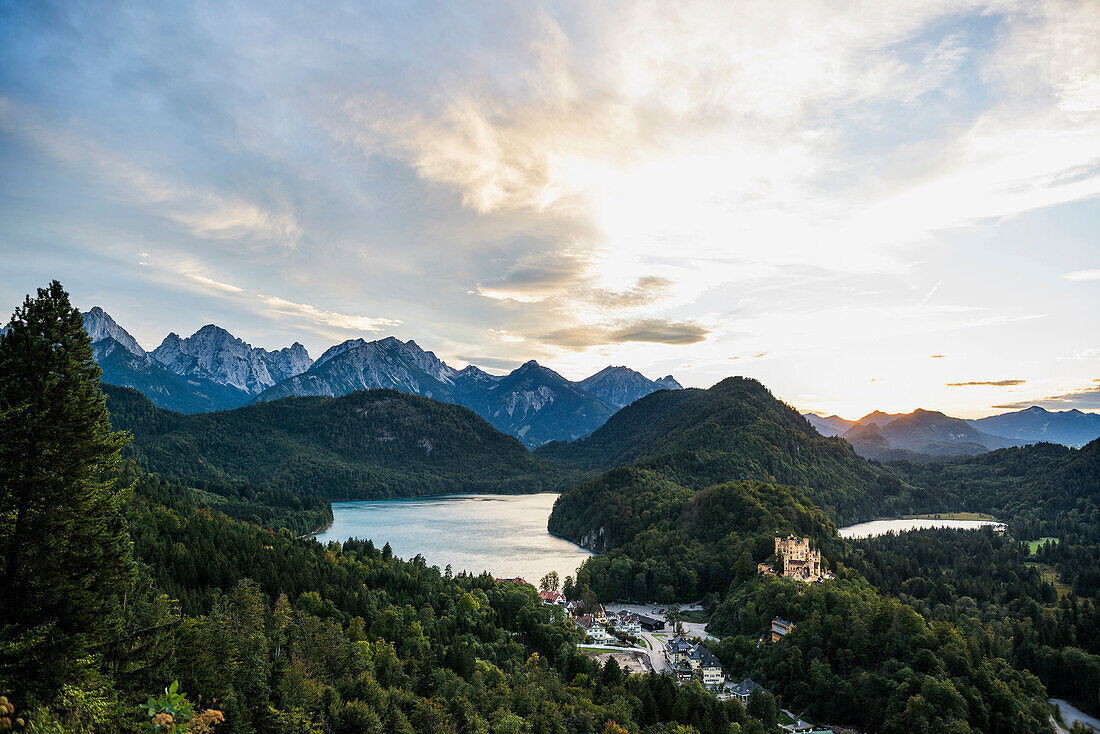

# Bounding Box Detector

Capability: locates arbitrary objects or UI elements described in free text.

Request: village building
[727,678,765,703]
[771,617,794,642]
[663,636,727,690]
[578,614,612,644]
[607,612,641,635]
[539,590,566,605]
[636,613,665,632]
[692,646,725,689]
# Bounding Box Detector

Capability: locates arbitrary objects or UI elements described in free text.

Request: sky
[1,0,1098,419]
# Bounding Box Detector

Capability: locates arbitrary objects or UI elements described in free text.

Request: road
[639,632,670,673]
[1051,699,1100,732]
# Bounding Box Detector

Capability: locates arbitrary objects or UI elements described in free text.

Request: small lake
[839,518,1005,539]
[315,493,593,583]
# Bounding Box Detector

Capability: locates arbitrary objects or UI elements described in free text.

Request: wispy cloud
[541,318,709,349]
[185,273,244,293]
[0,96,301,246]
[1062,269,1100,281]
[946,379,1027,387]
[260,295,400,333]
[993,381,1100,410]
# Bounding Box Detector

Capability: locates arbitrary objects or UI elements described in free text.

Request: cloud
[1062,269,1100,281]
[930,354,948,358]
[541,318,708,349]
[475,251,591,303]
[185,273,244,293]
[588,277,675,309]
[993,383,1100,410]
[0,97,302,246]
[260,295,400,333]
[946,379,1027,387]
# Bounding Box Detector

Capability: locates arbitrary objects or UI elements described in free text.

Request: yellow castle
[774,535,824,582]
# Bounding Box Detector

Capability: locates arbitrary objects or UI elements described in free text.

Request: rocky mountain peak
[82,306,146,357]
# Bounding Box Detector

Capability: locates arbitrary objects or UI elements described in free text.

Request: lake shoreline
[840,516,1005,539]
[315,493,592,582]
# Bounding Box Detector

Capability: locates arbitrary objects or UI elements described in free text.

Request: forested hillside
[104,383,560,500]
[539,377,921,523]
[884,440,1100,596]
[2,282,777,734]
[553,478,840,601]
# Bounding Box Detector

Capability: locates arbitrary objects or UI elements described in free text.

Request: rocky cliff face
[83,306,146,357]
[151,324,312,394]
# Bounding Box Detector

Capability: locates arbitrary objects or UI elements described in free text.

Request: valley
[3,289,1098,734]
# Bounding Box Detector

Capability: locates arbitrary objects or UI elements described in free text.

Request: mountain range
[82,307,681,447]
[804,404,1100,458]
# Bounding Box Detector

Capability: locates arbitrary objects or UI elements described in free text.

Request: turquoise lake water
[315,493,593,583]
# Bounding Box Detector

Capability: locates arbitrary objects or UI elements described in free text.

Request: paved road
[1052,699,1100,732]
[639,632,670,673]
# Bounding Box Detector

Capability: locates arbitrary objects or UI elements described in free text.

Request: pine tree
[0,281,135,701]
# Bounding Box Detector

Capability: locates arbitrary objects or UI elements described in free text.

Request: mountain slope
[259,351,620,448]
[151,324,311,394]
[91,336,251,413]
[803,413,855,437]
[254,336,461,404]
[83,306,146,356]
[104,384,558,499]
[543,376,912,532]
[577,366,682,408]
[873,408,1026,454]
[478,361,618,447]
[969,405,1100,447]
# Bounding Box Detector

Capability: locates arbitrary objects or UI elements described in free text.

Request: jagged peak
[82,306,145,356]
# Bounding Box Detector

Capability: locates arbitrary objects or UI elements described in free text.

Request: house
[692,646,725,689]
[663,637,726,688]
[664,636,695,667]
[578,614,612,644]
[495,577,528,585]
[728,678,765,703]
[757,561,776,576]
[637,613,665,631]
[673,662,694,683]
[771,618,793,642]
[774,536,825,582]
[609,613,641,635]
[539,590,566,605]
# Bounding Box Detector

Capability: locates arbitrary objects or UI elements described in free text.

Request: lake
[839,518,1005,539]
[315,493,593,583]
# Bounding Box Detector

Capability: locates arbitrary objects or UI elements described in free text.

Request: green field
[1027,537,1059,554]
[903,512,1000,521]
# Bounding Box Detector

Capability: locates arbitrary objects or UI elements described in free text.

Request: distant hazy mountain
[151,324,311,395]
[855,410,906,428]
[577,366,682,408]
[969,406,1100,448]
[803,413,856,437]
[843,408,1026,457]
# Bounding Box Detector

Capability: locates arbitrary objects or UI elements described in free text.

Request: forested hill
[104,384,560,499]
[541,376,919,523]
